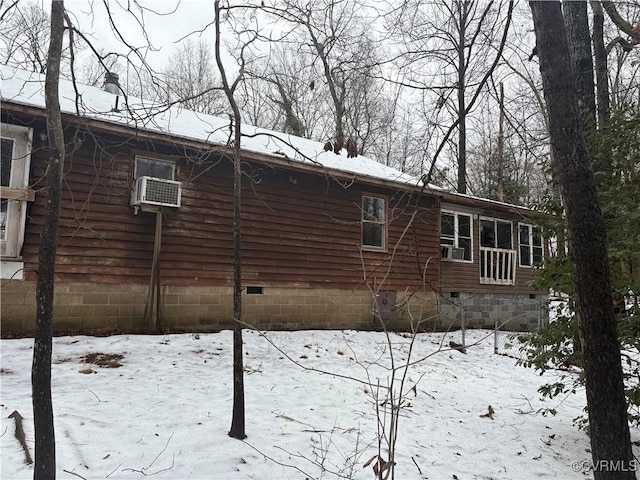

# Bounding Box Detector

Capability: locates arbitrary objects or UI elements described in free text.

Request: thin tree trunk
[456,0,467,194]
[308,26,345,150]
[33,2,65,479]
[425,1,514,187]
[529,3,634,479]
[228,114,246,439]
[497,82,505,202]
[214,0,246,440]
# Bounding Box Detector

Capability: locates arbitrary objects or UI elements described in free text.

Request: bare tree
[465,96,534,205]
[214,0,247,440]
[235,74,283,131]
[343,37,394,156]
[388,0,514,193]
[32,2,66,478]
[601,1,640,47]
[588,1,640,126]
[530,2,634,478]
[262,0,385,153]
[161,38,225,114]
[364,95,426,175]
[603,2,640,113]
[248,47,316,137]
[0,1,51,73]
[0,0,81,77]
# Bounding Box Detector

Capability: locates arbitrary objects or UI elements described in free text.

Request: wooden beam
[0,186,36,202]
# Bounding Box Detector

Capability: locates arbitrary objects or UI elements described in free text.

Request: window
[480,218,513,249]
[519,223,543,267]
[362,195,385,250]
[440,211,472,261]
[134,156,175,180]
[479,217,515,285]
[1,123,33,278]
[1,138,13,241]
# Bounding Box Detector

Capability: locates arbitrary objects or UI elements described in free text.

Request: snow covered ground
[1,329,638,479]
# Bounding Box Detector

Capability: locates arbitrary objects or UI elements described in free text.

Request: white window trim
[518,223,544,268]
[361,194,387,252]
[479,216,514,250]
[440,210,473,263]
[479,216,516,286]
[1,123,33,276]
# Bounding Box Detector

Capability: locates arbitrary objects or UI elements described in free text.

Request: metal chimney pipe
[103,72,120,95]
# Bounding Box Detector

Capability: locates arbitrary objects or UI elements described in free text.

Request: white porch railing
[480,247,516,285]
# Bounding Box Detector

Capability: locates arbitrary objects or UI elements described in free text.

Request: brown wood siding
[17,119,440,292]
[439,207,545,294]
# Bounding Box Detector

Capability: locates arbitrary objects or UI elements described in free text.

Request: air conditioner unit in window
[133,176,182,208]
[451,247,465,260]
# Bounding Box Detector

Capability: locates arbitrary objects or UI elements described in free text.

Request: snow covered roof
[0,65,427,189]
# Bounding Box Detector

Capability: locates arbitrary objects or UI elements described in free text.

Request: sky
[62,1,222,69]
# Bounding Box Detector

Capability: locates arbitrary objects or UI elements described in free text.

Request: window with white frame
[519,223,543,267]
[440,211,472,261]
[1,123,33,272]
[479,217,515,285]
[362,195,386,250]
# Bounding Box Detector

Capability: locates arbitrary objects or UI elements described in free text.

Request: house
[0,65,547,334]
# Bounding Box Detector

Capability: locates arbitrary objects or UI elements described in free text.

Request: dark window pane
[519,224,530,245]
[458,214,471,238]
[497,221,512,249]
[0,199,7,240]
[363,223,383,247]
[363,197,374,221]
[533,227,542,247]
[374,198,384,221]
[520,245,531,266]
[135,157,174,180]
[459,237,471,261]
[1,137,14,187]
[363,196,384,222]
[480,220,495,248]
[533,246,543,264]
[441,213,455,237]
[362,196,385,248]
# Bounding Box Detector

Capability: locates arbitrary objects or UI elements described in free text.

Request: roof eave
[2,99,435,195]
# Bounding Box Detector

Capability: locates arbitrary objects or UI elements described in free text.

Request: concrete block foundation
[1,281,439,335]
[439,292,548,331]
